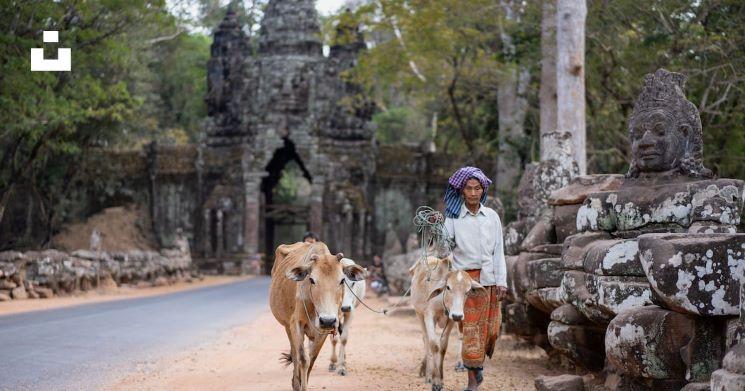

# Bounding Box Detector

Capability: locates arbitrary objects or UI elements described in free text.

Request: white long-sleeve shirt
[444,203,507,287]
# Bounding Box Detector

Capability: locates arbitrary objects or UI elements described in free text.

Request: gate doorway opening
[261,139,312,273]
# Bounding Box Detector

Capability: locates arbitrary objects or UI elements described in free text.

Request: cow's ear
[343,264,367,282]
[286,265,311,281]
[470,279,485,292]
[428,281,446,301]
[336,253,344,261]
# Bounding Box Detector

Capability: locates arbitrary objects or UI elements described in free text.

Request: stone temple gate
[197,1,377,272]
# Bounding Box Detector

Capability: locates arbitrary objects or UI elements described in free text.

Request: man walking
[443,166,507,391]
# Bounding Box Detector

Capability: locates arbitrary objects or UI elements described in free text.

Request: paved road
[0,277,271,391]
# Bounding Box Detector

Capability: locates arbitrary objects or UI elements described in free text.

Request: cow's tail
[279,352,293,367]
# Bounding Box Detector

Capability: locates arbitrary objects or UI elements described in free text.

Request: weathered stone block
[681,382,712,391]
[534,374,585,391]
[712,341,745,391]
[559,271,612,323]
[0,251,25,262]
[548,174,624,206]
[562,232,612,270]
[595,276,653,316]
[10,286,27,299]
[526,287,563,314]
[0,279,17,289]
[576,191,617,232]
[639,233,745,316]
[505,302,549,338]
[528,258,563,290]
[531,244,564,256]
[603,372,686,391]
[550,304,589,326]
[547,321,606,370]
[0,291,10,301]
[34,287,54,299]
[577,179,744,234]
[583,239,645,276]
[522,215,556,251]
[606,306,725,382]
[711,369,745,391]
[689,180,745,227]
[554,204,582,243]
[504,222,526,256]
[511,251,553,301]
[722,340,745,375]
[71,250,103,261]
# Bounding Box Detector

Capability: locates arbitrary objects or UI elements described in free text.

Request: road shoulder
[0,275,253,317]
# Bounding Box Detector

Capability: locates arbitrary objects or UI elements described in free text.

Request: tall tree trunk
[496,66,530,194]
[540,0,558,161]
[556,0,587,174]
[495,0,531,195]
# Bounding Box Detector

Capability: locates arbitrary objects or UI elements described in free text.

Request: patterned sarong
[461,269,501,369]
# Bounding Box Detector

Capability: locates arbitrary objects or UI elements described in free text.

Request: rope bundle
[412,206,451,263]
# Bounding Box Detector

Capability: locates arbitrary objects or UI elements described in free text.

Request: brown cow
[410,255,484,391]
[269,241,366,391]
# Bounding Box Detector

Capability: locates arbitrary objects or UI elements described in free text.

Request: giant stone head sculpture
[626,69,712,178]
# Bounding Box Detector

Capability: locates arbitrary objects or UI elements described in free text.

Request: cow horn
[336,253,344,261]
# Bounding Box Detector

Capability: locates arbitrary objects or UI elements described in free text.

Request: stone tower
[198,1,376,272]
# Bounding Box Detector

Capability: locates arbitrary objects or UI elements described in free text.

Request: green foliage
[373,107,431,145]
[150,33,211,143]
[0,0,183,244]
[348,0,524,156]
[273,162,311,206]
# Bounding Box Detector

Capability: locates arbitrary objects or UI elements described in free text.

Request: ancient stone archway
[260,138,313,268]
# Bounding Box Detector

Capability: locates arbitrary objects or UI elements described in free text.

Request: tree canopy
[342,0,744,179]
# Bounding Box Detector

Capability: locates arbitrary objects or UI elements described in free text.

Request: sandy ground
[0,276,252,316]
[106,295,560,391]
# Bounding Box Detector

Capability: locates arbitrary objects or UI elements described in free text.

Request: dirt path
[0,276,252,316]
[106,296,559,391]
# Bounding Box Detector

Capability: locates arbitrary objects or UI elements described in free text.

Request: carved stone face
[629,110,686,173]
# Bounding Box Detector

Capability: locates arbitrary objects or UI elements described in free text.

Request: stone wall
[0,242,193,302]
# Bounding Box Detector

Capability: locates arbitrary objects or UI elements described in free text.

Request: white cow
[410,255,484,391]
[328,258,367,376]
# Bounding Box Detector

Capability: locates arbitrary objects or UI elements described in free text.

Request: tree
[556,0,587,174]
[539,0,558,161]
[495,0,533,197]
[0,0,177,245]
